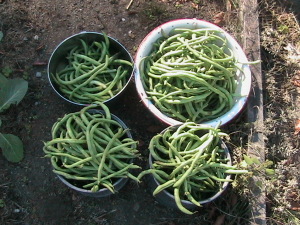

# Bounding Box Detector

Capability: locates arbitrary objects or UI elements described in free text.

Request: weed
[0,74,28,162]
[0,66,13,78]
[0,199,4,208]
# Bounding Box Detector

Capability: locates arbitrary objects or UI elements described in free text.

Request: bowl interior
[48,32,134,105]
[134,19,251,127]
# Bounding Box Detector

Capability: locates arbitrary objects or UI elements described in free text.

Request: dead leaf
[213,12,225,26]
[294,119,300,135]
[214,214,226,225]
[36,44,45,51]
[226,0,232,11]
[33,61,48,66]
[292,78,300,87]
[191,3,199,10]
[208,206,217,219]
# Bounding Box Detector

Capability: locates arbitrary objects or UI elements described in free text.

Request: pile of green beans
[51,34,133,104]
[137,122,248,214]
[43,102,140,193]
[140,28,238,123]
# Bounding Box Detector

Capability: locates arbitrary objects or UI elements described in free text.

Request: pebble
[128,30,135,38]
[35,71,42,78]
[133,202,140,212]
[33,35,39,40]
[13,208,20,213]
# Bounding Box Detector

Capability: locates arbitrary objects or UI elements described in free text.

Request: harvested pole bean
[52,34,133,104]
[138,122,248,214]
[43,102,140,193]
[140,28,241,123]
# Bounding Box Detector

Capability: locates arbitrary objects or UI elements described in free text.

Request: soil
[0,1,232,224]
[0,0,299,225]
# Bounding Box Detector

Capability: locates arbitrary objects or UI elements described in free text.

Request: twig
[97,209,117,219]
[126,0,134,10]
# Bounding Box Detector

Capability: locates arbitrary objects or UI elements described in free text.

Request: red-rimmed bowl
[134,18,251,127]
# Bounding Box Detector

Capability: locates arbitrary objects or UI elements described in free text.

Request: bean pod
[43,102,140,193]
[140,28,239,123]
[51,34,133,104]
[138,122,248,214]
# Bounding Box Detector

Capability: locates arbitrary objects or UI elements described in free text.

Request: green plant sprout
[0,74,28,162]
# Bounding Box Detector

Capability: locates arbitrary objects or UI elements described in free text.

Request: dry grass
[259,0,300,224]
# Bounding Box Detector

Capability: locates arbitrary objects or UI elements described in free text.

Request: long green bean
[52,34,133,104]
[141,28,240,123]
[138,122,248,214]
[43,102,140,193]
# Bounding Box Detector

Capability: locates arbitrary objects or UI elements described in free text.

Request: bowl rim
[134,18,252,127]
[47,31,134,106]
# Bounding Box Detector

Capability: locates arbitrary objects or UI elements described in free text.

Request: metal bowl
[146,123,232,211]
[48,31,134,106]
[55,110,135,197]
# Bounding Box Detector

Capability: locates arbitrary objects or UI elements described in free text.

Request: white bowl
[134,18,251,127]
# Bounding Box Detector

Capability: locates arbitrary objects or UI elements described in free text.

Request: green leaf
[2,66,13,77]
[0,31,3,42]
[255,180,263,188]
[252,157,261,164]
[0,74,28,113]
[0,199,5,208]
[265,168,275,176]
[0,133,24,163]
[243,154,254,165]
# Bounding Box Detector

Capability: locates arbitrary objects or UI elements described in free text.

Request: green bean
[43,103,140,193]
[174,187,194,215]
[153,178,176,196]
[137,122,248,214]
[141,28,240,122]
[53,169,97,181]
[97,128,123,182]
[184,180,201,207]
[52,37,133,104]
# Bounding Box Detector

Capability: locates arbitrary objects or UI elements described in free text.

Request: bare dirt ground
[0,0,299,224]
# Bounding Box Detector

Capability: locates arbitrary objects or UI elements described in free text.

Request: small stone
[35,71,42,78]
[33,35,39,40]
[13,209,20,213]
[121,18,126,22]
[128,30,135,38]
[133,202,140,212]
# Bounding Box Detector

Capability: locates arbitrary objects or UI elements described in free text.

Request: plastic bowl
[48,31,134,106]
[134,18,251,127]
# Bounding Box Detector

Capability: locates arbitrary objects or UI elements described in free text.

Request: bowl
[134,18,251,127]
[147,144,231,211]
[44,107,139,197]
[145,123,232,213]
[48,31,134,106]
